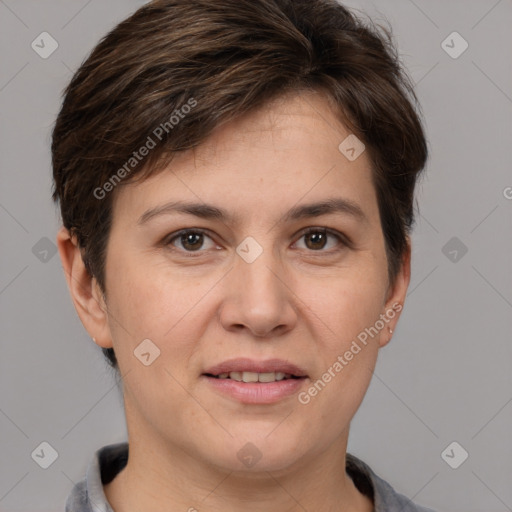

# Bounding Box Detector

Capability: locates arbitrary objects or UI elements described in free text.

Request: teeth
[242,371,259,383]
[257,372,275,383]
[214,371,293,382]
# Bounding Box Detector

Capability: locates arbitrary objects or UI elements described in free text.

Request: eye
[163,227,350,255]
[294,227,348,252]
[166,229,218,252]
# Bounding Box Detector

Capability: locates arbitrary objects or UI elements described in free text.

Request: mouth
[204,371,303,383]
[202,357,308,381]
[202,358,308,404]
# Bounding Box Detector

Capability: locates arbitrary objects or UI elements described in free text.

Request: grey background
[1,0,511,511]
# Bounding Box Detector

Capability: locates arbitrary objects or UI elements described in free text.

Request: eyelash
[163,227,352,256]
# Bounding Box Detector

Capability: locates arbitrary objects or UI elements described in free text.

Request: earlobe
[379,238,412,348]
[56,226,113,349]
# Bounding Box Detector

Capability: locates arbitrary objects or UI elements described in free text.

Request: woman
[52,0,435,510]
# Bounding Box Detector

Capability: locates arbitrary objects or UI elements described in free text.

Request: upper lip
[203,358,308,377]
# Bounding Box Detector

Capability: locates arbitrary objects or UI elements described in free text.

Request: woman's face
[95,91,409,472]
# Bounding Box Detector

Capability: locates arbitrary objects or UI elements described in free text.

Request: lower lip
[203,376,307,404]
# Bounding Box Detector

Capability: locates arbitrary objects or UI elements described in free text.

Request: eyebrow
[138,197,368,226]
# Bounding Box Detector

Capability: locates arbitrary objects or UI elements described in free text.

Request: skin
[57,90,411,512]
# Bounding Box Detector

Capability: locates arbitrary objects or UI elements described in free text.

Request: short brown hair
[52,0,428,370]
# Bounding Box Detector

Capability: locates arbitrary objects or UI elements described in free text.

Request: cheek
[299,263,387,344]
[104,255,218,370]
[294,263,386,401]
[107,253,190,329]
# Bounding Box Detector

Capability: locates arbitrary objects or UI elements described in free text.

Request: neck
[104,433,373,512]
[104,393,373,512]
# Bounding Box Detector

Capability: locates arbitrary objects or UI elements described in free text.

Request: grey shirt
[65,442,436,512]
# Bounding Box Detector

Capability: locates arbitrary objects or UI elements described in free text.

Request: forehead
[111,90,378,227]
[185,91,354,165]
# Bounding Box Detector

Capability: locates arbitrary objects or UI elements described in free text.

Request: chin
[200,423,312,474]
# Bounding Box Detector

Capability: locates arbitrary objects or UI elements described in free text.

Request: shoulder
[346,453,438,512]
[64,442,128,512]
[65,478,89,512]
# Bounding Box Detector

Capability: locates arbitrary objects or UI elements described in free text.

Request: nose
[218,245,298,338]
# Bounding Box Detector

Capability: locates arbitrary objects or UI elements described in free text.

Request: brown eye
[180,232,204,251]
[166,229,217,252]
[295,228,347,252]
[304,230,328,250]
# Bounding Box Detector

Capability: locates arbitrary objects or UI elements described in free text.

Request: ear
[379,236,411,348]
[56,226,113,350]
